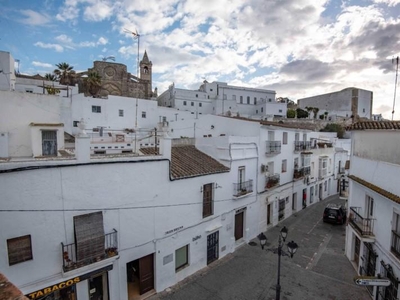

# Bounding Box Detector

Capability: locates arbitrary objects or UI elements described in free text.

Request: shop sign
[165,225,183,235]
[26,265,113,299]
[192,235,201,242]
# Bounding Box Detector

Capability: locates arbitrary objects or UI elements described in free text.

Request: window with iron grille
[142,111,146,118]
[378,261,399,300]
[119,109,124,117]
[7,235,33,266]
[92,106,101,113]
[203,183,213,218]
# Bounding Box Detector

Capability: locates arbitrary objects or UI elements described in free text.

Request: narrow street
[149,195,371,300]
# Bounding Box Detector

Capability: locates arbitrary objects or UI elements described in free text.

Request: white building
[345,120,400,300]
[157,81,286,119]
[297,87,373,120]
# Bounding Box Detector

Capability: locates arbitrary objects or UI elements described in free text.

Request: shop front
[26,265,112,300]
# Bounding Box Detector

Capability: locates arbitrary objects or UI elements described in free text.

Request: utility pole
[392,56,399,121]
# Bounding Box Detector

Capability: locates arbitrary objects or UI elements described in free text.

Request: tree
[324,111,329,120]
[44,73,57,81]
[84,71,102,96]
[312,107,319,119]
[287,109,296,118]
[320,123,345,138]
[54,62,75,85]
[296,108,309,119]
[305,106,313,119]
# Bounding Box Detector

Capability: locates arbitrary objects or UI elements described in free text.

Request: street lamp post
[258,226,298,300]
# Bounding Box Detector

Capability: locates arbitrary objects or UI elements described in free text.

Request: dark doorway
[89,273,108,300]
[207,231,219,265]
[42,130,57,156]
[267,204,271,225]
[234,212,244,241]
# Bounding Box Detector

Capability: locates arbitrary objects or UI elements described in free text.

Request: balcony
[349,207,375,237]
[233,180,253,197]
[62,229,118,272]
[293,166,311,180]
[294,141,312,152]
[391,230,400,260]
[266,141,281,155]
[265,174,280,190]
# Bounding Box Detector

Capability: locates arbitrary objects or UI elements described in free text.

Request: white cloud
[55,34,73,44]
[97,37,108,45]
[83,1,114,21]
[373,0,400,6]
[19,9,50,26]
[32,61,53,68]
[56,0,80,23]
[34,42,64,52]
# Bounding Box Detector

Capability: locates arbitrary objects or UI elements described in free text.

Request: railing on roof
[294,141,311,152]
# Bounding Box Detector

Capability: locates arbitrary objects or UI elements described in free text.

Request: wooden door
[139,254,154,295]
[234,212,244,241]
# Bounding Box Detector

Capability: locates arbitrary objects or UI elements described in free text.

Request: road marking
[306,234,332,270]
[307,217,323,234]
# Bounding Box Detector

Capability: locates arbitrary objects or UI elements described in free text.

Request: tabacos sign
[27,277,80,299]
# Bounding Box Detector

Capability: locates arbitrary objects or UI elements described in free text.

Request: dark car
[323,203,347,224]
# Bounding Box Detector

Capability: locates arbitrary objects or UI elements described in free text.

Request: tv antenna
[392,56,399,121]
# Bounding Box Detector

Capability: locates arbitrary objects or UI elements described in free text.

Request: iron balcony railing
[294,141,312,152]
[293,166,311,179]
[349,207,375,237]
[62,229,118,272]
[233,180,253,197]
[265,174,280,190]
[266,141,281,155]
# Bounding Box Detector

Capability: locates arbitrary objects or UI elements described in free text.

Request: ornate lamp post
[258,226,298,300]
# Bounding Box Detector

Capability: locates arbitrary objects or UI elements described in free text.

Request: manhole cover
[248,241,258,246]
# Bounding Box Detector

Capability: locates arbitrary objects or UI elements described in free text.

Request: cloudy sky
[1,0,400,119]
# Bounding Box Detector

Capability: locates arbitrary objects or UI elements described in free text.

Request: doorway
[354,236,361,268]
[234,211,244,241]
[207,231,219,265]
[292,193,297,211]
[127,254,154,300]
[267,204,271,225]
[319,184,323,201]
[89,273,108,300]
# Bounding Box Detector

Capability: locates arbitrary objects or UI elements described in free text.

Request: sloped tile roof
[0,273,29,300]
[347,121,400,130]
[140,147,159,155]
[171,145,229,179]
[348,175,400,204]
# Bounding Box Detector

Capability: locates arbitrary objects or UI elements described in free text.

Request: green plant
[296,108,308,119]
[320,123,345,138]
[287,109,296,118]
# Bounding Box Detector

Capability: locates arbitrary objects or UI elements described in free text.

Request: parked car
[323,203,347,224]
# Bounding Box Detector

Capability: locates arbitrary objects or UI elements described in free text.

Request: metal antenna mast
[392,56,399,121]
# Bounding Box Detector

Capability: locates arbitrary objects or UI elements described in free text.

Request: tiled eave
[347,121,400,130]
[348,175,400,204]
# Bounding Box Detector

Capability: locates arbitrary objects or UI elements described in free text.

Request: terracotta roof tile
[139,147,159,155]
[348,175,400,204]
[347,121,400,130]
[171,145,229,179]
[0,273,29,300]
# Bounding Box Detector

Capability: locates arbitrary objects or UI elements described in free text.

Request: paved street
[149,195,370,300]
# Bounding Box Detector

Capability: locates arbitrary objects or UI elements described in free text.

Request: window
[191,102,194,106]
[283,132,288,145]
[92,106,101,113]
[210,88,213,91]
[25,88,33,93]
[175,245,189,271]
[240,96,243,104]
[203,183,213,218]
[7,235,32,266]
[183,101,187,106]
[279,109,282,113]
[268,98,272,102]
[247,96,250,104]
[119,109,124,117]
[199,103,202,107]
[196,94,198,98]
[261,107,264,113]
[238,166,245,189]
[73,121,79,127]
[207,95,210,99]
[363,108,365,113]
[324,181,327,191]
[256,110,258,114]
[254,97,257,105]
[366,195,374,217]
[232,95,236,101]
[282,159,287,173]
[142,111,146,118]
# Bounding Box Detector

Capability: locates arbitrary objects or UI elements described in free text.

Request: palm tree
[84,71,102,96]
[44,73,57,81]
[54,62,75,85]
[312,107,320,119]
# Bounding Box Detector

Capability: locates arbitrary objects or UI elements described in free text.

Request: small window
[268,98,272,102]
[183,101,187,106]
[261,107,264,113]
[199,103,202,107]
[92,106,101,113]
[210,88,213,91]
[7,235,33,266]
[240,96,243,104]
[207,95,210,99]
[282,159,287,173]
[363,108,365,113]
[73,121,79,127]
[283,132,288,145]
[279,109,282,113]
[254,97,257,105]
[196,94,198,98]
[142,111,146,118]
[119,109,124,117]
[247,96,250,104]
[191,102,194,106]
[175,245,189,271]
[256,110,258,114]
[25,88,33,93]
